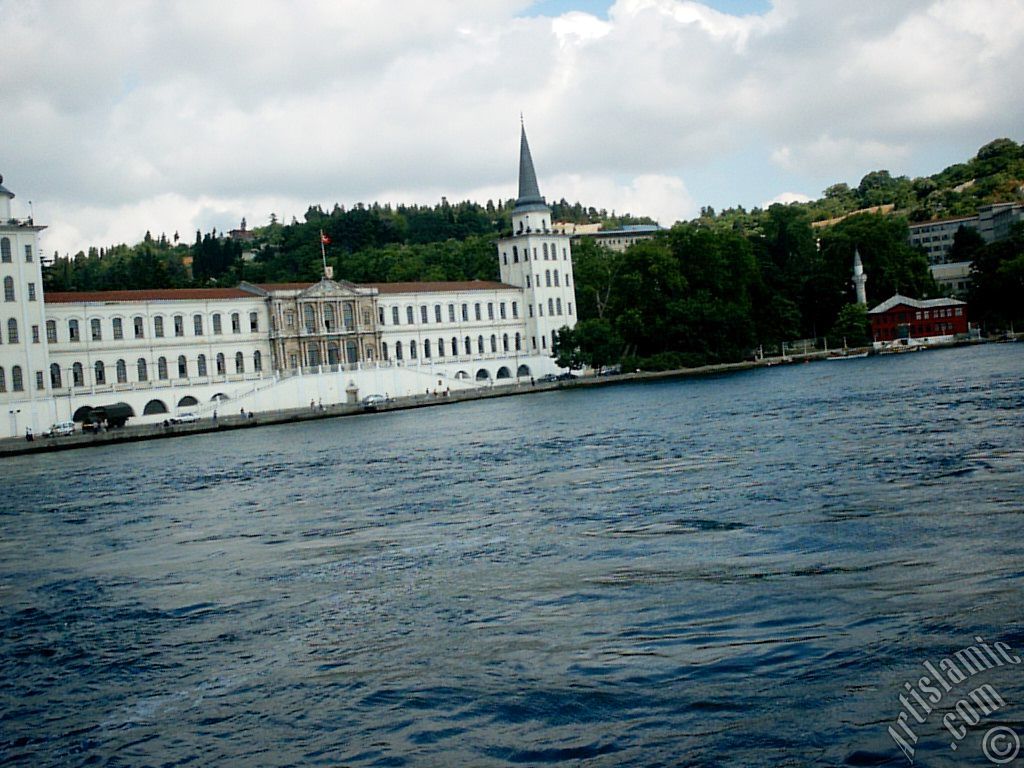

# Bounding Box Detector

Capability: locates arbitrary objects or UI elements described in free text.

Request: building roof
[45,288,256,304]
[0,173,12,198]
[514,123,547,213]
[868,294,967,314]
[364,280,518,294]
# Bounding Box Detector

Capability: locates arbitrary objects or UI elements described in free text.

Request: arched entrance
[475,368,490,381]
[143,399,168,415]
[496,366,511,379]
[516,364,531,378]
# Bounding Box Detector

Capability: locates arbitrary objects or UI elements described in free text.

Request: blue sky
[1,0,1021,252]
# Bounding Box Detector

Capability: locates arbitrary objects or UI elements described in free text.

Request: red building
[868,294,968,343]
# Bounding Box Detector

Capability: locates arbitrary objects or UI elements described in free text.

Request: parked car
[538,374,558,383]
[361,394,388,410]
[46,420,75,437]
[170,412,200,424]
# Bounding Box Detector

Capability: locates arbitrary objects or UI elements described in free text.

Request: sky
[2,0,1022,257]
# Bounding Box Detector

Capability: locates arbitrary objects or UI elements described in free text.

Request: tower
[497,123,577,357]
[0,174,53,437]
[852,248,868,305]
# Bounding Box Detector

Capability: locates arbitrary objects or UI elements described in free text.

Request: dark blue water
[2,344,1023,767]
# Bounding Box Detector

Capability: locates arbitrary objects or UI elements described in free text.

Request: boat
[826,351,869,360]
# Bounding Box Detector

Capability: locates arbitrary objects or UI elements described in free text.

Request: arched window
[212,313,222,334]
[173,315,184,336]
[0,237,11,263]
[235,351,244,373]
[343,302,355,329]
[503,333,509,352]
[381,342,389,360]
[197,354,207,377]
[249,311,259,332]
[137,358,148,381]
[231,312,241,333]
[0,367,6,391]
[556,298,562,315]
[143,399,168,415]
[424,339,431,359]
[512,245,518,263]
[490,334,497,353]
[304,305,316,333]
[517,364,531,378]
[50,363,61,389]
[543,242,548,259]
[253,350,262,371]
[395,341,403,360]
[346,340,358,363]
[438,338,445,357]
[4,276,15,302]
[72,362,84,387]
[477,335,484,354]
[324,304,335,331]
[90,318,102,341]
[409,340,417,359]
[434,304,442,323]
[216,352,226,374]
[158,357,168,380]
[193,314,204,335]
[306,346,319,366]
[420,305,428,324]
[451,336,458,355]
[94,360,105,385]
[7,318,18,343]
[545,269,551,287]
[553,270,560,287]
[11,365,23,391]
[177,355,187,378]
[46,320,56,343]
[111,317,123,339]
[515,332,522,351]
[406,306,414,325]
[464,336,471,355]
[548,298,555,315]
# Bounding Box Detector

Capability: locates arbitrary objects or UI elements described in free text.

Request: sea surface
[2,344,1023,767]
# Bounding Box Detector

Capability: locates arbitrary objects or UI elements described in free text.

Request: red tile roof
[252,282,313,291]
[363,280,518,294]
[45,288,255,304]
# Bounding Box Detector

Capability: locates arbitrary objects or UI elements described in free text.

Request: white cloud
[761,191,812,208]
[1,0,1022,256]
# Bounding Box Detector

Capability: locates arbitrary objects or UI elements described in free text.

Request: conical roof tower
[514,123,549,215]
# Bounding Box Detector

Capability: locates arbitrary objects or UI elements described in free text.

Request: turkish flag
[321,232,331,245]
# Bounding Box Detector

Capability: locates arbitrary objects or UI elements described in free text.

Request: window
[8,318,18,343]
[152,316,162,338]
[438,338,445,357]
[548,298,554,315]
[553,270,559,287]
[424,339,431,359]
[392,306,400,325]
[250,312,259,332]
[955,307,963,316]
[500,302,506,319]
[231,312,240,333]
[91,318,102,341]
[379,307,385,325]
[461,304,468,321]
[362,308,371,327]
[434,304,442,323]
[136,358,147,381]
[477,335,484,354]
[346,340,358,363]
[0,238,10,262]
[235,351,244,373]
[134,316,144,339]
[50,363,60,389]
[490,334,497,353]
[253,350,262,372]
[512,302,519,319]
[556,298,562,315]
[409,340,417,359]
[3,276,14,301]
[31,325,39,344]
[197,354,207,377]
[73,362,85,387]
[545,270,551,287]
[343,302,354,329]
[113,318,124,339]
[474,303,481,321]
[174,315,184,336]
[324,304,335,331]
[46,320,56,343]
[464,336,471,354]
[487,302,494,320]
[543,243,548,259]
[503,333,509,352]
[177,355,187,378]
[448,304,456,322]
[27,283,36,301]
[158,357,168,380]
[94,361,105,385]
[286,311,295,329]
[24,245,32,263]
[512,245,519,263]
[526,275,531,288]
[12,365,23,392]
[116,359,127,383]
[395,341,403,360]
[568,302,573,315]
[381,342,389,360]
[0,367,4,392]
[193,314,204,335]
[406,306,415,325]
[515,332,522,351]
[304,305,316,333]
[421,305,429,324]
[528,305,533,318]
[216,353,225,375]
[213,313,222,334]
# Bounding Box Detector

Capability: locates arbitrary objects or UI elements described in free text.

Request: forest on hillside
[41,138,1024,368]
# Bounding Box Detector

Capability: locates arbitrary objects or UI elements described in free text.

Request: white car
[361,394,387,408]
[171,412,200,424]
[47,420,75,437]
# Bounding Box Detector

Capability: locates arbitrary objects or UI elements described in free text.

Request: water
[2,344,1022,767]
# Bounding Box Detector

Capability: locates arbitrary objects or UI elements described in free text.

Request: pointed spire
[515,121,545,210]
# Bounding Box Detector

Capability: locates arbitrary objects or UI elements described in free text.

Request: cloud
[1,0,1021,256]
[761,191,812,208]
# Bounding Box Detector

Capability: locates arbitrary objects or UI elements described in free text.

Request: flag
[320,231,331,245]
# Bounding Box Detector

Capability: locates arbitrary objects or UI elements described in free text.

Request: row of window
[0,238,33,263]
[522,269,569,290]
[915,307,963,320]
[278,302,366,334]
[529,298,572,319]
[381,300,521,327]
[2,277,37,302]
[52,311,260,344]
[46,351,264,389]
[502,242,569,265]
[381,332,532,362]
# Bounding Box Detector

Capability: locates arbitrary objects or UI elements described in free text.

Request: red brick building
[868,294,968,343]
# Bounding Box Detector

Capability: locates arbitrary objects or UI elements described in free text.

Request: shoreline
[0,340,993,458]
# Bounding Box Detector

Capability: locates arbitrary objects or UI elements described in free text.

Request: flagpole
[320,230,328,277]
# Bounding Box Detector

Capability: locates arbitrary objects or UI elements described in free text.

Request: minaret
[0,174,13,221]
[852,248,867,305]
[497,121,578,360]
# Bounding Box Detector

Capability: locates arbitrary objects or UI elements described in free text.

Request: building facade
[0,126,577,438]
[868,294,969,346]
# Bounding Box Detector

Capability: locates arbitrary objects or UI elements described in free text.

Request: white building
[0,126,576,439]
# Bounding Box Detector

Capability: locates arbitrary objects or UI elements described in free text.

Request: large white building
[0,126,577,439]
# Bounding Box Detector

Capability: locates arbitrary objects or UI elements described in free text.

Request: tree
[829,303,870,347]
[552,319,622,371]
